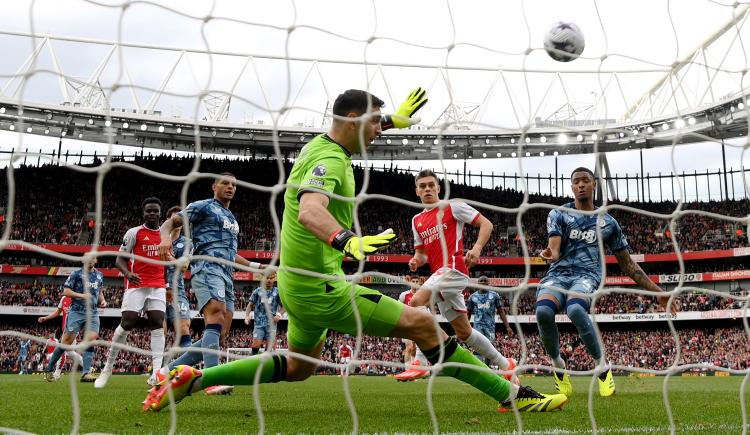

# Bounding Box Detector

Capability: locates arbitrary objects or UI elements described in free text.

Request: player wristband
[329,229,355,251]
[380,114,394,131]
[249,261,261,269]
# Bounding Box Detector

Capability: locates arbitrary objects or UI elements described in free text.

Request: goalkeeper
[144,88,567,413]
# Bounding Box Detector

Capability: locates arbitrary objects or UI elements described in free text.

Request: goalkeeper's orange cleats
[142,365,202,412]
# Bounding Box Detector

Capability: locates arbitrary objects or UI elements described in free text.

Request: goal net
[0,0,749,433]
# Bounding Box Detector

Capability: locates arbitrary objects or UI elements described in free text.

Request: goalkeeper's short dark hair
[415,169,439,185]
[332,90,385,117]
[141,197,162,210]
[570,167,595,181]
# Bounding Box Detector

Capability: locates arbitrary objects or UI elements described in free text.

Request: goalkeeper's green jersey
[280,134,354,279]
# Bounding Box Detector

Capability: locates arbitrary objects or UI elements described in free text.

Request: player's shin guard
[422,337,511,403]
[200,354,287,389]
[536,301,564,367]
[82,347,95,374]
[150,328,165,374]
[201,324,222,368]
[566,301,602,361]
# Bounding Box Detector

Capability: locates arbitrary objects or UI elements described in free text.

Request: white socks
[103,325,130,371]
[150,328,165,376]
[465,328,509,369]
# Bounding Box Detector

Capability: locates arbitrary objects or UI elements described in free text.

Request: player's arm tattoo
[614,250,661,293]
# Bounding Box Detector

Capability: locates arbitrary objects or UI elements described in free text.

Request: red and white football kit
[412,201,480,321]
[119,225,167,313]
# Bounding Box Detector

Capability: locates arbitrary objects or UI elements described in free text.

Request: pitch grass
[0,374,748,434]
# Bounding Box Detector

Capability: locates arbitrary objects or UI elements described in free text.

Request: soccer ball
[543,21,585,62]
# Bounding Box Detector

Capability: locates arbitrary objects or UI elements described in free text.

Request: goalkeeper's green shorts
[278,271,405,351]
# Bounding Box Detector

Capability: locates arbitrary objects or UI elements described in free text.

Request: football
[543,21,585,62]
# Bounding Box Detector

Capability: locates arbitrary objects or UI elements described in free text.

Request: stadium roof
[1,1,749,160]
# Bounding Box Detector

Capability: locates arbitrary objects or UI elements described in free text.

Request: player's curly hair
[141,197,162,210]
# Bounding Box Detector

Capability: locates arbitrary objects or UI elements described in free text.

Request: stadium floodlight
[525,137,531,144]
[553,151,559,156]
[140,123,148,131]
[450,139,456,145]
[211,129,217,137]
[78,133,83,139]
[159,125,165,133]
[44,128,49,134]
[104,120,111,127]
[688,117,696,125]
[482,152,487,157]
[540,151,545,156]
[730,105,736,112]
[0,107,5,114]
[647,126,654,134]
[452,153,458,158]
[662,123,669,131]
[496,152,501,157]
[540,135,547,143]
[576,134,583,142]
[176,127,182,134]
[9,124,14,131]
[402,138,408,145]
[385,139,392,145]
[591,133,598,141]
[558,134,567,144]
[433,139,439,145]
[525,151,531,156]
[60,129,66,136]
[418,139,424,145]
[87,119,94,125]
[511,152,517,157]
[511,138,515,144]
[485,138,491,145]
[675,119,686,128]
[739,102,745,110]
[122,122,129,129]
[26,127,32,133]
[619,132,625,138]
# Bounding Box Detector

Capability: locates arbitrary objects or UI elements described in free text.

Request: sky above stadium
[0,0,749,200]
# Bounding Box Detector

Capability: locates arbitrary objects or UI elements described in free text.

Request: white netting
[1,0,750,434]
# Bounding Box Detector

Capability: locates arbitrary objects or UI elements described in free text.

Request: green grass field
[0,374,748,434]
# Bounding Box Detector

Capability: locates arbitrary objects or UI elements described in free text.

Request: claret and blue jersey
[179,198,239,278]
[545,202,629,285]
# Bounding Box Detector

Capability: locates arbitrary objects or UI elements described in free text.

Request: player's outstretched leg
[144,353,293,412]
[536,299,572,396]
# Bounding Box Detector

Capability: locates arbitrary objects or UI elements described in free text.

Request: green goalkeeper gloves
[381,87,428,130]
[330,228,397,261]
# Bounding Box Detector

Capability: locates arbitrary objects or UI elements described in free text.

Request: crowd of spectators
[1,155,747,257]
[2,322,748,375]
[0,279,746,315]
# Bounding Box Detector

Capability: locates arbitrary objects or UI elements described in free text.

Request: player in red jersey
[406,169,516,382]
[337,338,353,376]
[96,197,168,388]
[38,295,82,380]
